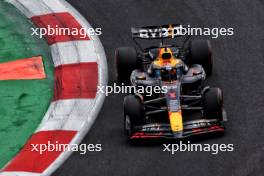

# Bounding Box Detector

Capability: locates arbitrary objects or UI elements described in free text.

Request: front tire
[123,95,144,137]
[203,88,223,120]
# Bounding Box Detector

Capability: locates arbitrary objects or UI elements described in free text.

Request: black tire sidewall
[189,40,213,75]
[203,88,223,120]
[123,95,144,126]
[115,47,138,83]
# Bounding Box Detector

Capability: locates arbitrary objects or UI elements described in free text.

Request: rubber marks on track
[31,12,89,45]
[0,56,46,80]
[3,130,77,173]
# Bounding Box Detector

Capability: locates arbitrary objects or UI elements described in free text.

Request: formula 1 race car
[115,24,227,140]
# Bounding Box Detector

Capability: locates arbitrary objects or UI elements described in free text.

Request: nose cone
[169,111,184,138]
[169,111,183,132]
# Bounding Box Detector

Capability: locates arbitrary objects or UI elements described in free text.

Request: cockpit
[150,47,187,82]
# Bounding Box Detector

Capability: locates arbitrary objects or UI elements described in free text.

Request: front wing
[130,119,225,139]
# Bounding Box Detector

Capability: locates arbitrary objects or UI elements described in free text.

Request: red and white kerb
[1,0,107,175]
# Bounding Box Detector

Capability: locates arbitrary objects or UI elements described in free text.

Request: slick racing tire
[116,47,138,84]
[123,95,144,136]
[203,88,223,120]
[189,40,213,75]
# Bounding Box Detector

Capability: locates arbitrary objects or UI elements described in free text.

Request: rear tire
[189,40,213,75]
[116,47,138,84]
[203,88,223,120]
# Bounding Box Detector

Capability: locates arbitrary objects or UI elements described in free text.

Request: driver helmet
[155,47,181,67]
[155,47,183,80]
[159,47,173,61]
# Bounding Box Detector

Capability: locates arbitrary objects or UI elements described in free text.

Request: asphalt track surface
[54,1,264,176]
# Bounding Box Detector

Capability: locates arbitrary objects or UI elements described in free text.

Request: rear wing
[131,24,187,39]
